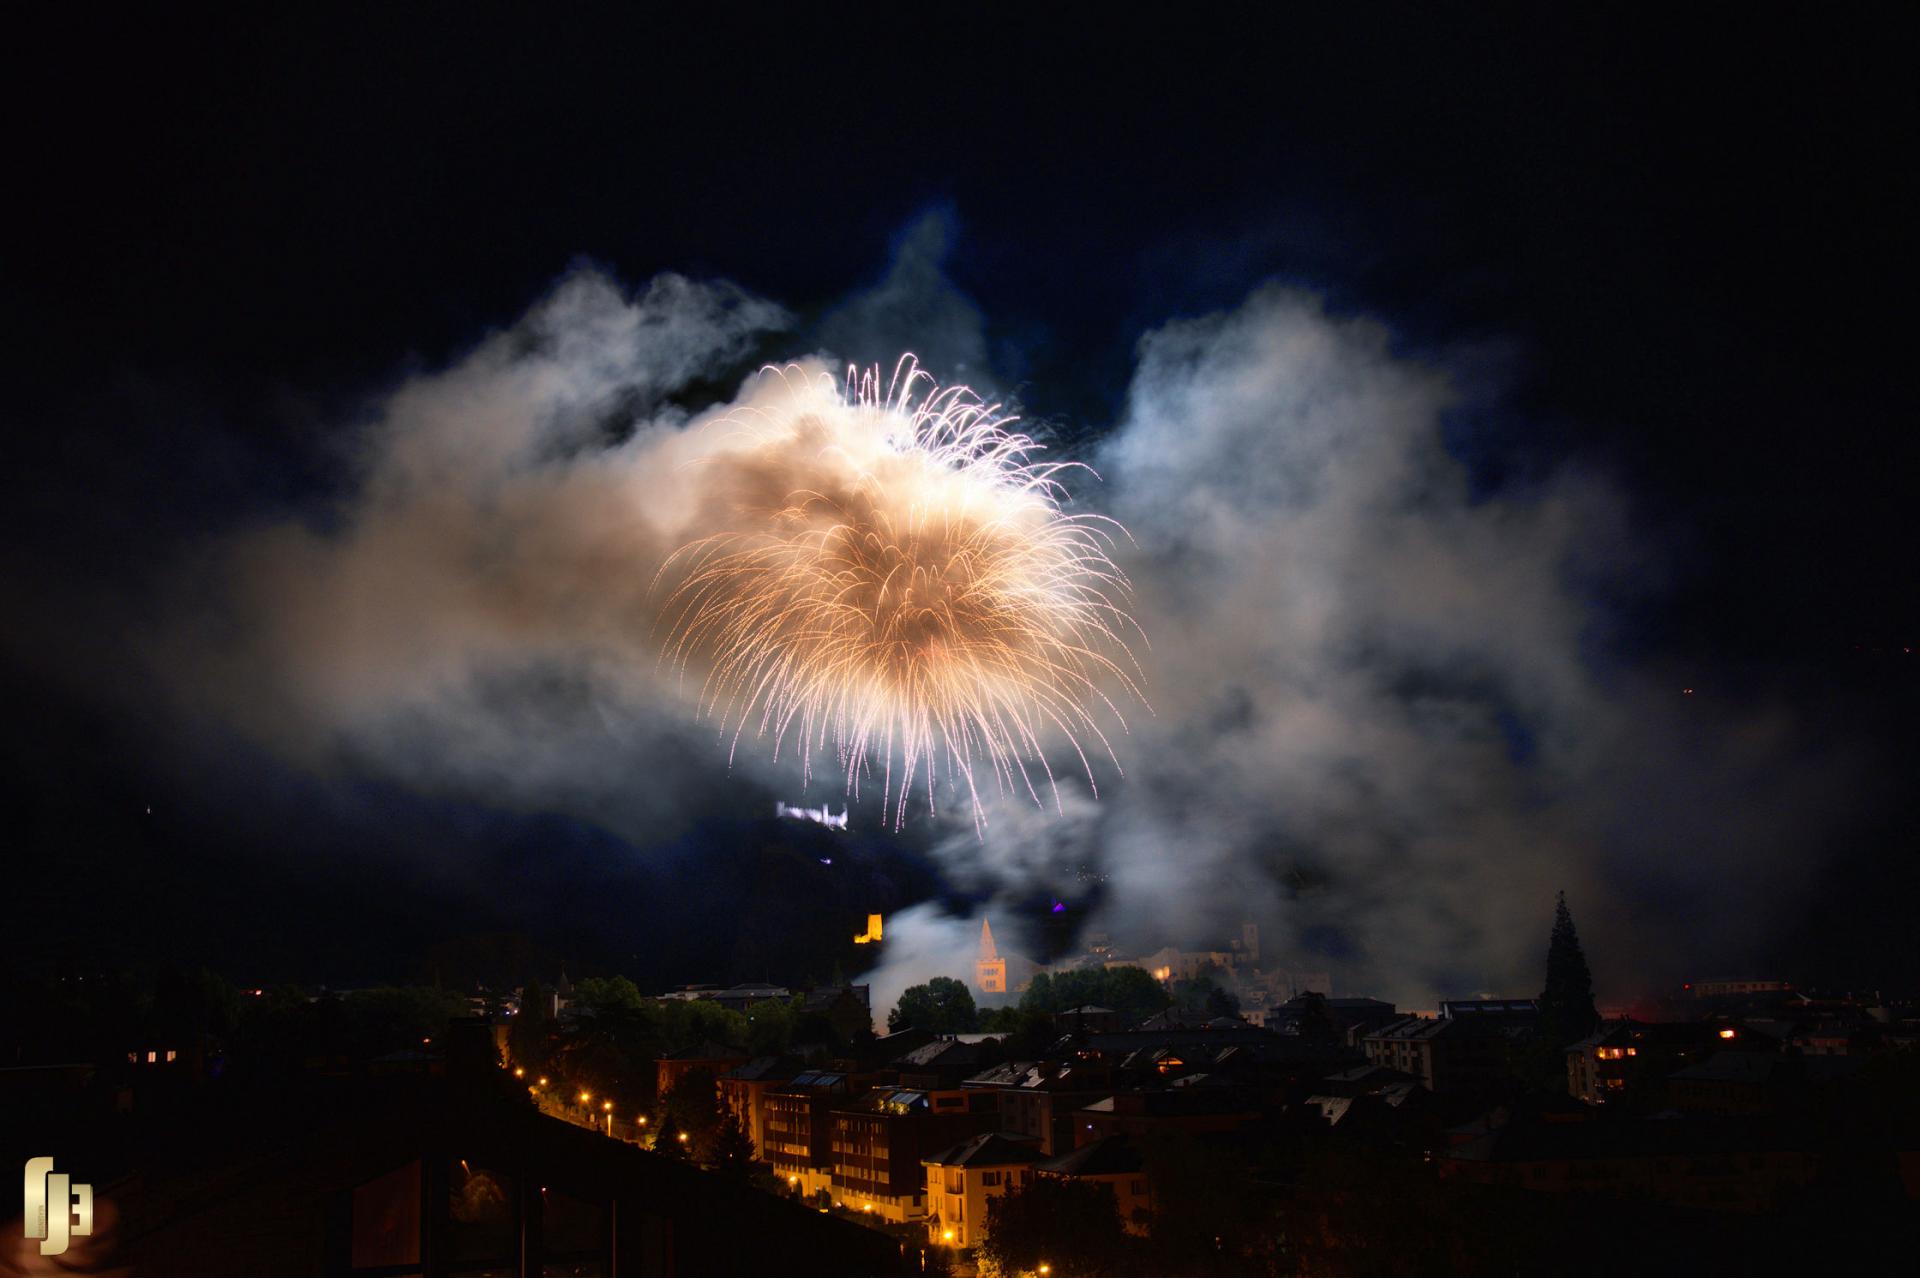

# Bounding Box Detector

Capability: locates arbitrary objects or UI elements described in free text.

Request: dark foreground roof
[55,1070,906,1277]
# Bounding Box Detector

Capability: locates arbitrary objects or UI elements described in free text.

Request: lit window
[147,1051,156,1063]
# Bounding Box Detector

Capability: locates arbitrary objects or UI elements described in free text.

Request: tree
[1170,965,1237,1022]
[570,975,645,1017]
[1537,891,1598,1045]
[980,1176,1128,1278]
[340,986,467,1059]
[888,977,979,1034]
[1019,966,1171,1026]
[978,1005,1058,1058]
[1292,991,1338,1045]
[1020,971,1055,1012]
[708,1109,757,1179]
[1100,966,1175,1024]
[745,997,795,1056]
[658,1066,723,1162]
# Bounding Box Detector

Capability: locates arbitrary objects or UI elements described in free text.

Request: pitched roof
[720,1055,798,1082]
[1038,1134,1143,1177]
[1669,1051,1860,1085]
[923,1133,1042,1169]
[894,1038,991,1069]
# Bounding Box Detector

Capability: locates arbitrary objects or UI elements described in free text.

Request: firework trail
[655,357,1144,829]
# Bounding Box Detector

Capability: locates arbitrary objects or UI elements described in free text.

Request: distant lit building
[717,1056,798,1166]
[764,1069,854,1199]
[1565,1021,1728,1105]
[922,1132,1041,1249]
[655,1042,750,1102]
[974,919,1041,996]
[1685,980,1793,998]
[1362,1000,1538,1094]
[1070,1088,1262,1148]
[967,1060,1115,1156]
[828,1086,998,1222]
[1269,996,1400,1046]
[707,983,791,1014]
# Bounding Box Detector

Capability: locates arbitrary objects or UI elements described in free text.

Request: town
[9,895,1918,1275]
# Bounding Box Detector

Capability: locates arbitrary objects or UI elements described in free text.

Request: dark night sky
[3,11,1914,995]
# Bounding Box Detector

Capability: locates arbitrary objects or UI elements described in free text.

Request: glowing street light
[677,1131,689,1144]
[513,1067,525,1078]
[538,1077,549,1087]
[579,1091,592,1104]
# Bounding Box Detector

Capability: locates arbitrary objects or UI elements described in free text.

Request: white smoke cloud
[1079,285,1841,1005]
[866,281,1847,1013]
[855,903,993,1033]
[160,269,803,832]
[146,252,1842,1014]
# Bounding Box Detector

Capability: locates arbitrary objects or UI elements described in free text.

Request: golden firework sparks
[655,357,1143,828]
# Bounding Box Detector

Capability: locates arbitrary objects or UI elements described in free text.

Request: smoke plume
[151,258,1842,1011]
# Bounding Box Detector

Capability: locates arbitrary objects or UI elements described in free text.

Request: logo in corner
[23,1157,93,1257]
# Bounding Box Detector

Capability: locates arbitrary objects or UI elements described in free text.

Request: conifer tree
[1538,891,1598,1043]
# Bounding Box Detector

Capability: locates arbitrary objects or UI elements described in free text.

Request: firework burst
[655,357,1143,828]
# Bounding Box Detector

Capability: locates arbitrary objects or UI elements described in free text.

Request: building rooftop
[893,1037,997,1070]
[1669,1052,1862,1085]
[774,1070,849,1094]
[1440,999,1539,1019]
[719,1055,797,1082]
[923,1132,1043,1169]
[1365,1016,1451,1042]
[1446,1112,1830,1164]
[1038,1134,1144,1177]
